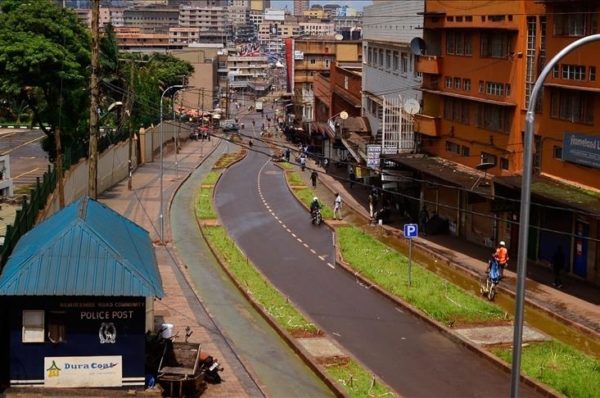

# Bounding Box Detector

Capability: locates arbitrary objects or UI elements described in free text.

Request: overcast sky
[270,0,373,12]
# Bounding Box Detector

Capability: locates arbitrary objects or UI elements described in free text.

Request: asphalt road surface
[0,129,49,189]
[214,109,541,397]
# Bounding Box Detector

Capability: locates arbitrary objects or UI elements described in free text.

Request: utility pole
[88,0,100,199]
[127,63,134,191]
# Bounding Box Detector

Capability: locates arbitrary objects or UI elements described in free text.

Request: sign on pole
[403,224,418,286]
[366,144,381,169]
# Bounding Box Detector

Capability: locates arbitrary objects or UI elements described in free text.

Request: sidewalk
[276,139,600,343]
[99,137,258,397]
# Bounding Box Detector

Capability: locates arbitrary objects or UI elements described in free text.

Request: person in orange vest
[495,241,509,278]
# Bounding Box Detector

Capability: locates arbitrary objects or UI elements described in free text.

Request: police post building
[0,197,164,388]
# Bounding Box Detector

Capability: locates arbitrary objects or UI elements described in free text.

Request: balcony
[416,55,441,75]
[414,114,441,137]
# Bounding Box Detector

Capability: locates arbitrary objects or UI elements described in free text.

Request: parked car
[220,119,239,132]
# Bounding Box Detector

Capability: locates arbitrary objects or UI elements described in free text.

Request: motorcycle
[311,208,322,226]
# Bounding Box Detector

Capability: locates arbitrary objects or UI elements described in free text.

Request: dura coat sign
[44,356,122,387]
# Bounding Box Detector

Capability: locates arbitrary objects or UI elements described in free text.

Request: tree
[0,0,90,160]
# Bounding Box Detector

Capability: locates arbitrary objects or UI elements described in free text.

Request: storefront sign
[367,145,381,169]
[44,356,122,387]
[294,50,304,60]
[563,132,600,169]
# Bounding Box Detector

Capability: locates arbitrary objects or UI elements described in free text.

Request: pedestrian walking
[349,166,356,189]
[552,245,565,288]
[299,154,306,171]
[323,158,329,171]
[419,205,429,235]
[368,191,375,222]
[285,148,291,162]
[334,193,343,220]
[310,170,318,187]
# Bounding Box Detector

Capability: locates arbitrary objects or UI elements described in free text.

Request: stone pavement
[99,137,260,397]
[269,137,600,346]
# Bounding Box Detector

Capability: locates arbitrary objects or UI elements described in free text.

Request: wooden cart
[157,342,206,398]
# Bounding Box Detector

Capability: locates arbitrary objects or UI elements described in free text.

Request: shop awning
[382,153,493,195]
[494,175,600,213]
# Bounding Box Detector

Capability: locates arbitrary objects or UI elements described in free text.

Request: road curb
[196,156,350,398]
[277,164,561,397]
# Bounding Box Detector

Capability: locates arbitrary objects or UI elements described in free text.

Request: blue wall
[8,296,146,384]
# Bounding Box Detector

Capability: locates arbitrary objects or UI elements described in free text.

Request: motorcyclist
[310,196,321,219]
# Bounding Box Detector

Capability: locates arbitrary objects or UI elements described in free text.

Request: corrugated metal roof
[0,197,164,297]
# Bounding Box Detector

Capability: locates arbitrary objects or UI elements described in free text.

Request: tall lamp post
[159,85,184,245]
[511,34,600,398]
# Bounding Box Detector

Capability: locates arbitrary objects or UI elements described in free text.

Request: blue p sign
[404,223,418,238]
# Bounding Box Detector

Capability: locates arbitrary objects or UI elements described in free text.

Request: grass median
[337,225,505,325]
[493,341,600,398]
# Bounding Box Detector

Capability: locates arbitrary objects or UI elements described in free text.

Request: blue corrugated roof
[0,197,164,297]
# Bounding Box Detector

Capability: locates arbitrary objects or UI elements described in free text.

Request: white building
[362,0,423,154]
[0,154,13,197]
[226,55,270,88]
[299,21,335,37]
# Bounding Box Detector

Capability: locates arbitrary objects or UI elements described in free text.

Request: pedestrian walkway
[273,137,599,343]
[99,138,259,397]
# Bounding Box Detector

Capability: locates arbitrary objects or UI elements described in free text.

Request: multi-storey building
[250,0,270,12]
[178,4,230,44]
[123,7,179,32]
[362,0,423,155]
[169,27,202,45]
[285,37,361,124]
[411,0,600,284]
[294,0,309,17]
[226,55,271,89]
[299,21,335,37]
[115,27,184,52]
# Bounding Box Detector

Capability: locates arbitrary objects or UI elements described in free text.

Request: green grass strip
[493,341,600,398]
[326,360,394,397]
[202,170,221,185]
[196,188,216,219]
[337,226,505,325]
[203,225,318,334]
[278,161,295,170]
[286,171,305,186]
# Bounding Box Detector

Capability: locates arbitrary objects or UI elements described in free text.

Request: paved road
[0,129,49,189]
[214,110,541,397]
[170,137,335,397]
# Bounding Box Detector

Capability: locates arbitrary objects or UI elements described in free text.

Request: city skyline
[271,0,372,12]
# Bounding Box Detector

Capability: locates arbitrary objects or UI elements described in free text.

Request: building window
[446,141,461,154]
[479,80,484,93]
[401,53,408,74]
[310,58,316,64]
[461,145,470,157]
[445,76,453,88]
[367,47,373,65]
[444,98,470,124]
[561,64,586,80]
[446,31,472,56]
[22,310,45,343]
[590,66,596,81]
[500,158,509,170]
[552,64,559,78]
[480,30,511,58]
[463,79,471,91]
[550,88,594,124]
[553,10,597,37]
[373,47,378,65]
[378,49,384,67]
[485,81,505,96]
[481,152,497,166]
[392,51,399,71]
[454,77,461,89]
[47,311,66,343]
[553,145,563,159]
[385,50,391,69]
[505,84,511,96]
[476,104,512,133]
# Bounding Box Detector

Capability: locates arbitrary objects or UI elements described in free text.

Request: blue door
[573,220,589,278]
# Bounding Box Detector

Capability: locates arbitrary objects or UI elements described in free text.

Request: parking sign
[403,224,418,239]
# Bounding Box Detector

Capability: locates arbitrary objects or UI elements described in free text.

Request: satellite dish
[403,99,420,115]
[339,111,349,120]
[410,37,426,56]
[476,162,495,171]
[335,33,343,41]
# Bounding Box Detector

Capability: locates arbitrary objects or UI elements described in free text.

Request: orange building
[411,0,600,284]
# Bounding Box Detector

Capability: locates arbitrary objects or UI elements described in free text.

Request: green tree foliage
[0,0,90,159]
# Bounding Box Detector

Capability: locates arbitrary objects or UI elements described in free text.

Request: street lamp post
[159,85,184,245]
[510,34,600,398]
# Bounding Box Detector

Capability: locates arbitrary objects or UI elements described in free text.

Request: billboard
[562,132,600,169]
[294,50,304,60]
[367,144,381,169]
[45,356,122,387]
